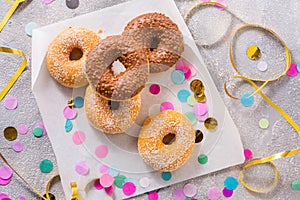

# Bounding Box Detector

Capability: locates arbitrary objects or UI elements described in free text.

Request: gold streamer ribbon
[185,2,300,193]
[0,47,27,101]
[0,0,24,31]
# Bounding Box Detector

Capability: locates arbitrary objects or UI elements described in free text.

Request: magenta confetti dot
[19,195,26,200]
[12,141,24,152]
[196,112,208,122]
[75,161,89,175]
[122,182,136,196]
[105,185,114,195]
[94,179,103,190]
[173,188,185,200]
[72,131,85,145]
[0,177,11,186]
[207,187,221,200]
[0,166,13,180]
[149,84,160,95]
[99,164,110,174]
[0,192,10,199]
[3,96,18,110]
[183,183,197,197]
[222,188,233,197]
[100,173,114,188]
[63,106,77,119]
[244,149,253,160]
[34,122,47,136]
[17,124,28,135]
[148,191,159,200]
[160,101,174,111]
[176,60,190,73]
[193,102,208,116]
[286,62,298,77]
[95,144,108,158]
[184,68,192,80]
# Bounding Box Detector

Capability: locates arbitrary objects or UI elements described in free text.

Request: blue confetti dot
[124,178,137,185]
[161,172,172,181]
[224,176,238,190]
[65,119,73,132]
[74,96,84,108]
[240,93,254,107]
[297,62,300,73]
[25,22,38,37]
[177,89,191,103]
[171,70,185,84]
[109,167,119,177]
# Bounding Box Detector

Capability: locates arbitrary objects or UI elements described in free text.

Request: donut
[121,12,184,73]
[85,35,149,101]
[138,110,195,171]
[84,85,141,134]
[46,27,101,88]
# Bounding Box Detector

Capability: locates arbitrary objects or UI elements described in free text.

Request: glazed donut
[85,35,149,101]
[138,110,195,171]
[46,27,101,88]
[121,12,184,73]
[84,86,141,134]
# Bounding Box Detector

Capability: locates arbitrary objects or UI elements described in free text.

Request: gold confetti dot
[204,117,218,131]
[98,29,103,33]
[195,130,204,143]
[68,98,74,108]
[190,79,204,94]
[4,126,18,141]
[247,46,261,60]
[194,93,206,102]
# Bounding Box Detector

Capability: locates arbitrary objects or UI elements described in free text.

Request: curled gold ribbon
[0,47,27,101]
[0,0,25,31]
[185,2,300,193]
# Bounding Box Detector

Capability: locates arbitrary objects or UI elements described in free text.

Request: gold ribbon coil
[0,0,25,31]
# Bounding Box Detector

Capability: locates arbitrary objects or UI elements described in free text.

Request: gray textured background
[0,0,299,199]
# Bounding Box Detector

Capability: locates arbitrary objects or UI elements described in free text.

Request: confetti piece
[190,79,204,94]
[183,183,197,197]
[33,127,43,138]
[259,118,269,129]
[171,70,185,84]
[125,178,137,185]
[100,174,114,188]
[297,62,300,72]
[17,124,28,135]
[114,175,126,188]
[160,101,174,111]
[257,61,268,72]
[75,161,89,175]
[247,45,261,60]
[4,127,18,141]
[25,22,38,37]
[195,130,204,143]
[139,177,150,188]
[42,193,55,200]
[95,144,108,158]
[63,106,77,119]
[173,188,185,200]
[204,117,218,130]
[148,191,159,200]
[224,176,238,190]
[39,159,53,173]
[207,187,221,200]
[196,112,208,122]
[94,179,103,190]
[74,96,84,108]
[240,93,254,107]
[109,167,119,177]
[33,122,47,136]
[65,119,73,132]
[177,89,191,103]
[99,164,110,174]
[72,131,86,145]
[198,154,208,164]
[222,188,233,197]
[41,0,54,4]
[286,62,298,77]
[105,186,114,195]
[122,182,136,196]
[149,84,160,95]
[12,141,23,152]
[3,96,18,110]
[244,149,252,160]
[185,112,196,124]
[0,177,12,186]
[184,68,192,80]
[0,166,13,180]
[19,195,26,200]
[194,93,206,102]
[193,102,208,116]
[291,180,300,190]
[0,192,10,199]
[161,172,172,181]
[66,0,79,9]
[176,60,190,73]
[187,95,197,106]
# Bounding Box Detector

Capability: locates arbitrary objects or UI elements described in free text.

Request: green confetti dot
[259,118,269,129]
[161,172,172,181]
[114,175,126,188]
[33,127,43,138]
[292,180,300,190]
[40,159,53,173]
[198,154,208,164]
[187,95,197,106]
[185,112,196,124]
[185,197,191,200]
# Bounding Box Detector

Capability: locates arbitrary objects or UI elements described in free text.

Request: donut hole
[149,37,160,51]
[162,133,176,145]
[108,100,120,110]
[111,59,126,75]
[69,48,83,60]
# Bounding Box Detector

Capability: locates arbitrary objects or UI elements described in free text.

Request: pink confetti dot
[75,161,89,175]
[173,188,185,200]
[176,60,190,73]
[139,177,150,188]
[193,102,208,116]
[0,177,11,186]
[100,173,114,188]
[41,0,54,4]
[148,191,159,200]
[196,112,208,122]
[12,141,24,152]
[122,182,136,196]
[286,62,298,77]
[72,131,86,145]
[19,195,26,200]
[17,124,28,135]
[99,164,110,174]
[105,185,114,195]
[95,144,108,158]
[3,96,18,110]
[207,187,221,200]
[160,102,174,111]
[149,84,160,95]
[222,188,233,197]
[184,68,192,80]
[214,0,227,10]
[244,149,253,160]
[34,122,47,136]
[183,183,197,197]
[0,192,10,199]
[0,166,13,180]
[94,179,103,190]
[63,106,77,120]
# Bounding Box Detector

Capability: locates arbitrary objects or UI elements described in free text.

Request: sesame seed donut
[85,35,149,101]
[84,85,141,134]
[138,110,195,171]
[46,27,101,88]
[121,12,184,73]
